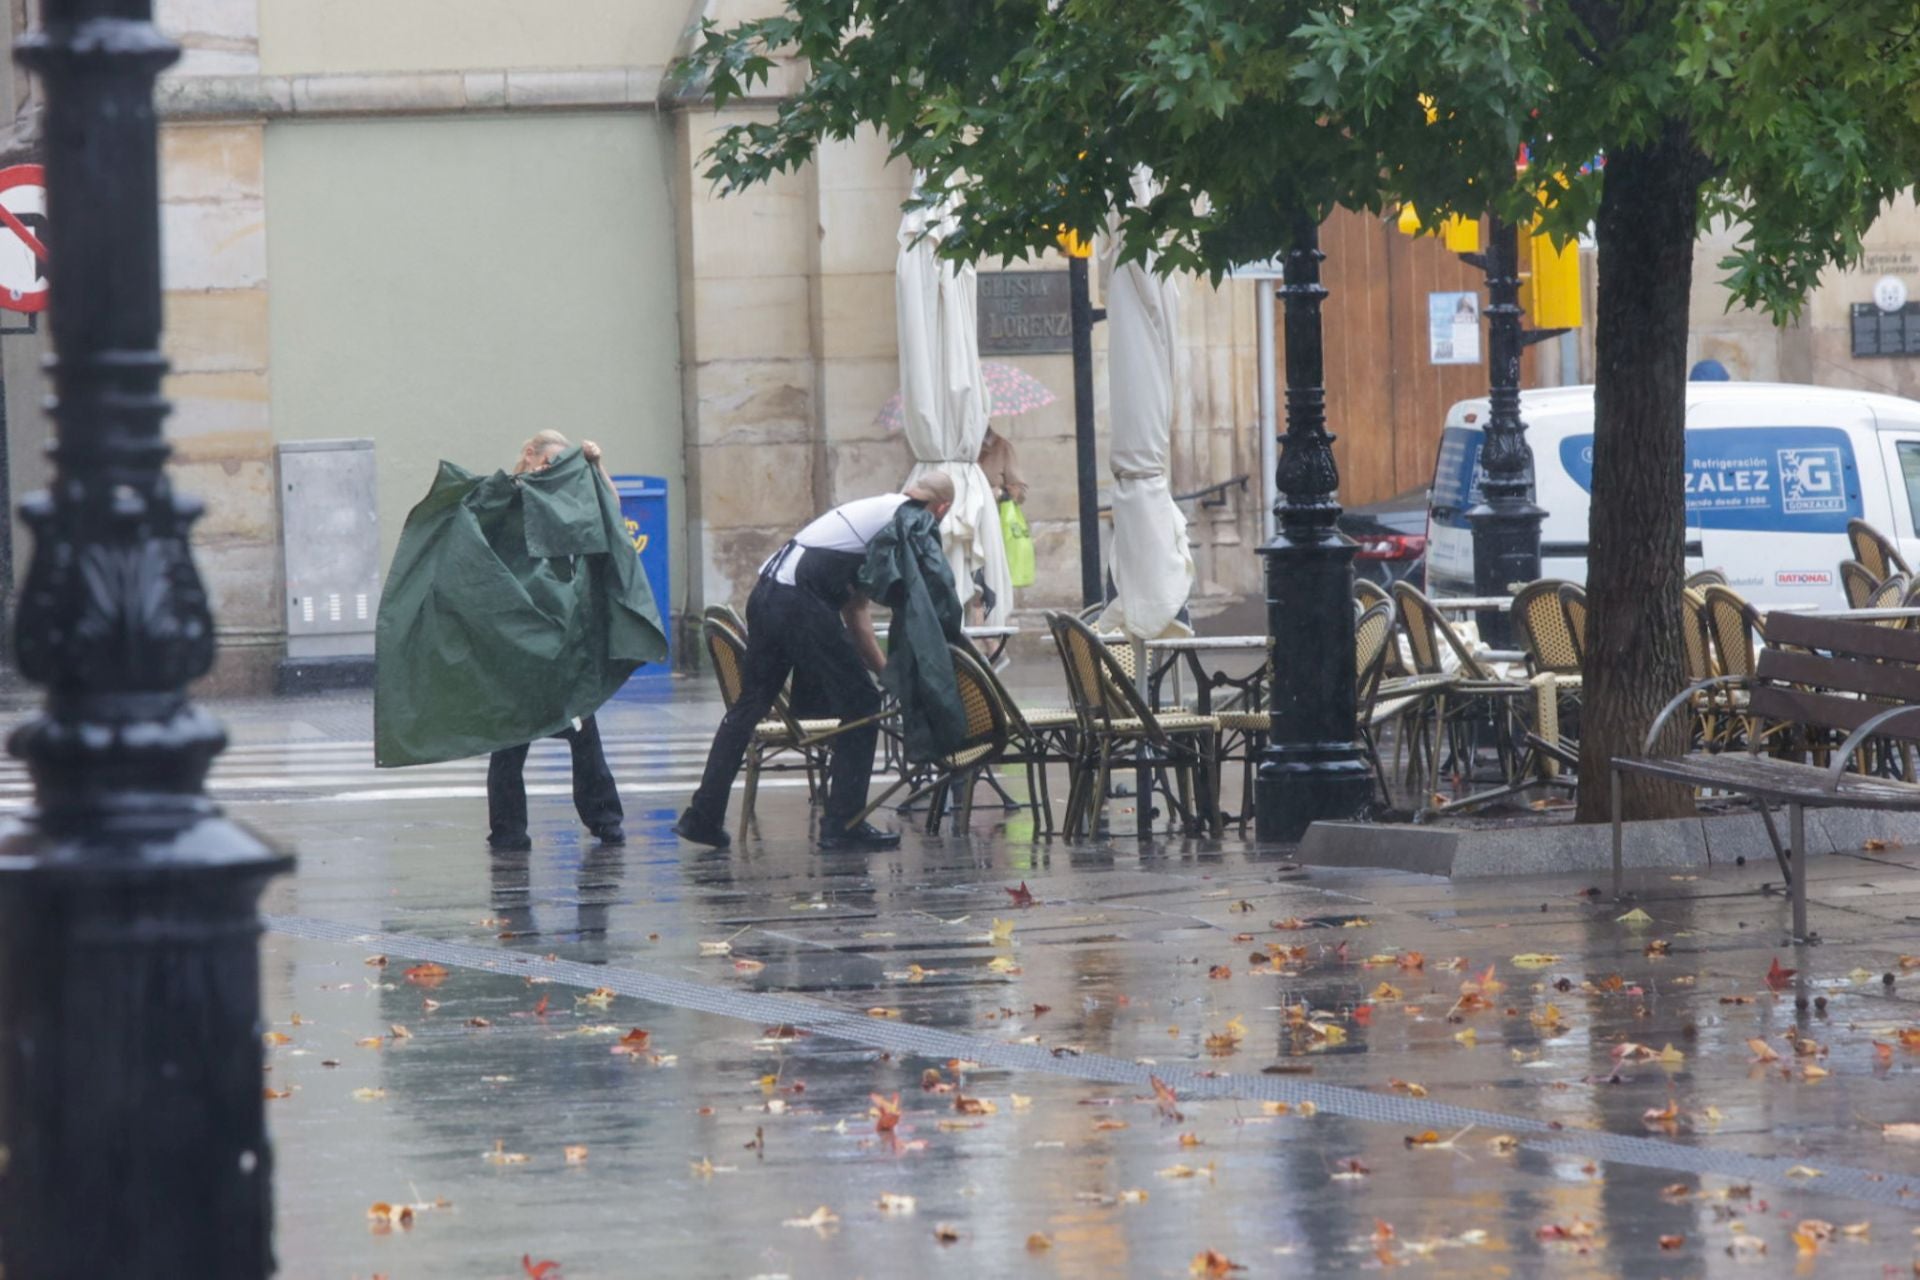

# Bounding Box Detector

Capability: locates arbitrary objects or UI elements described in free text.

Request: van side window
[1900,442,1920,531]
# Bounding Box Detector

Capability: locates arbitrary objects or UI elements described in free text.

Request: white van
[1425,382,1920,609]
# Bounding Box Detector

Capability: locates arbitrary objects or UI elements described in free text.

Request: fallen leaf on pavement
[1027,1233,1052,1251]
[1536,1218,1598,1245]
[1511,953,1560,969]
[404,963,449,988]
[262,1086,292,1100]
[954,1095,997,1116]
[1453,1028,1477,1046]
[1645,939,1672,956]
[1616,908,1653,925]
[1372,981,1403,1001]
[783,1206,839,1231]
[1747,1038,1781,1063]
[697,940,732,957]
[870,1093,902,1133]
[733,958,765,974]
[576,987,615,1009]
[522,1255,561,1279]
[1642,1098,1680,1131]
[933,1223,960,1243]
[563,1146,588,1164]
[612,1028,651,1056]
[1387,1078,1428,1099]
[1765,956,1797,991]
[1883,1122,1920,1142]
[1005,881,1035,908]
[877,1193,915,1213]
[484,1140,528,1165]
[987,956,1021,974]
[1158,1163,1214,1180]
[1331,1157,1370,1181]
[1785,1164,1823,1178]
[351,1088,387,1101]
[262,1031,290,1047]
[1150,1074,1184,1122]
[1189,1249,1245,1277]
[989,918,1015,944]
[1658,1234,1684,1250]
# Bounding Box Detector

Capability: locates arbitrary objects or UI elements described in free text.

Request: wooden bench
[1611,612,1920,942]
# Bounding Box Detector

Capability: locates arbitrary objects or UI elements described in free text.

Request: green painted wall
[266,113,685,618]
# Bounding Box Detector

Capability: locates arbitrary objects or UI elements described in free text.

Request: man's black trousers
[686,577,882,834]
[488,713,623,840]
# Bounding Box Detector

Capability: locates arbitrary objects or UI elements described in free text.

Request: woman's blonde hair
[514,429,614,492]
[513,429,571,475]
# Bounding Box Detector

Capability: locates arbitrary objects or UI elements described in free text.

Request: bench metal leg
[1755,802,1790,884]
[1610,767,1624,900]
[1788,802,1810,944]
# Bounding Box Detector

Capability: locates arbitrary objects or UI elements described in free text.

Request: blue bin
[612,474,671,678]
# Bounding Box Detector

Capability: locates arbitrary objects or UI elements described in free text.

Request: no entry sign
[0,165,47,314]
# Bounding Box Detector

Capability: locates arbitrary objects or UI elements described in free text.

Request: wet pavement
[9,676,1920,1278]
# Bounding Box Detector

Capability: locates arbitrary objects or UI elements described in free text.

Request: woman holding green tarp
[374,432,668,851]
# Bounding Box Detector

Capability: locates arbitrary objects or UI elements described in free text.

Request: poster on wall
[1428,291,1480,365]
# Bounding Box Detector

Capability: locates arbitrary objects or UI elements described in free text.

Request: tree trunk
[1574,120,1708,823]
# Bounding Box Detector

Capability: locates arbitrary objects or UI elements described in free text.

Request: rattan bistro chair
[1513,579,1583,677]
[1684,569,1729,590]
[701,617,849,839]
[1849,518,1911,582]
[1048,612,1223,838]
[1391,583,1533,797]
[1840,560,1879,609]
[850,645,1012,834]
[967,642,1079,834]
[1557,583,1590,668]
[1867,574,1910,625]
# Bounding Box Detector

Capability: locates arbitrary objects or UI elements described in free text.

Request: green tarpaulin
[374,448,667,767]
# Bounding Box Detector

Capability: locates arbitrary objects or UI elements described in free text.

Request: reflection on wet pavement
[208,690,1920,1277]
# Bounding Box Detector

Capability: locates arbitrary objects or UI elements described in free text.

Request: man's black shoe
[590,825,626,846]
[488,832,532,852]
[818,821,901,852]
[672,812,731,848]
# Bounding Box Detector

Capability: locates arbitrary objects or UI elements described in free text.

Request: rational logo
[1777,447,1847,514]
[1774,569,1834,587]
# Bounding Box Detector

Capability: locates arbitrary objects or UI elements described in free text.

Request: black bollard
[0,1,292,1275]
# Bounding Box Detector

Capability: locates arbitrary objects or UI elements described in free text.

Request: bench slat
[1614,752,1920,809]
[1765,611,1920,662]
[1746,685,1920,741]
[1756,647,1920,703]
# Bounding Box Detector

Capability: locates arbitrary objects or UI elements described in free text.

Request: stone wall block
[691,274,812,363]
[164,288,270,374]
[161,200,266,291]
[160,122,264,203]
[689,358,814,448]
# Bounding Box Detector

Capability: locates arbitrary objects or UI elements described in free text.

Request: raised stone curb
[1298,809,1920,878]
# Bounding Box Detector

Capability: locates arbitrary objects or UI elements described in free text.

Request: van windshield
[1429,426,1483,530]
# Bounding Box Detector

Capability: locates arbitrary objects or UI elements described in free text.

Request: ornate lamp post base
[1254,538,1375,842]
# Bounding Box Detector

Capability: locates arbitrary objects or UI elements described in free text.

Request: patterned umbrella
[875,360,1057,432]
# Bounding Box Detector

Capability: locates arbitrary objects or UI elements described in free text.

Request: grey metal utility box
[277,438,380,660]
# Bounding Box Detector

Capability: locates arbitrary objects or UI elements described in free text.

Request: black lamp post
[1254,212,1374,842]
[0,0,292,1275]
[1462,217,1545,645]
[1067,250,1107,606]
